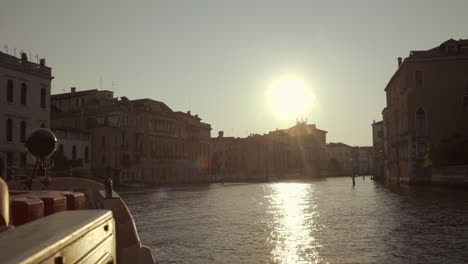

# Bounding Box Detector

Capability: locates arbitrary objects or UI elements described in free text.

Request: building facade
[356,146,374,175]
[214,121,329,180]
[382,39,468,185]
[372,120,385,181]
[51,89,213,186]
[328,143,353,175]
[0,52,53,180]
[52,128,91,172]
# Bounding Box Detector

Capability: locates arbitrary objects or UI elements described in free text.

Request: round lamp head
[25,128,58,160]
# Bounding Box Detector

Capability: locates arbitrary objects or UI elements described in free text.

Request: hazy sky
[2,0,467,146]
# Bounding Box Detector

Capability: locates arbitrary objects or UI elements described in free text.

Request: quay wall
[432,165,468,187]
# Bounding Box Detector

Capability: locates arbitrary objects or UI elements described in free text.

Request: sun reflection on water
[267,183,322,264]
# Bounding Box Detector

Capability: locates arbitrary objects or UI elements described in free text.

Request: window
[7,80,13,102]
[20,83,27,105]
[81,98,85,105]
[84,147,89,162]
[40,122,46,128]
[415,107,427,136]
[20,121,26,143]
[6,119,12,142]
[75,98,79,106]
[72,146,77,160]
[415,70,424,87]
[40,88,46,108]
[101,136,106,147]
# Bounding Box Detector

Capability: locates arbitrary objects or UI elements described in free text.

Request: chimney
[21,52,28,61]
[187,110,191,115]
[71,87,76,93]
[397,57,402,67]
[39,58,46,66]
[218,131,224,138]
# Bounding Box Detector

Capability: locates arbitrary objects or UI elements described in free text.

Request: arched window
[20,121,26,142]
[84,147,89,162]
[6,119,12,142]
[72,145,77,160]
[415,107,427,136]
[7,80,13,103]
[21,83,27,105]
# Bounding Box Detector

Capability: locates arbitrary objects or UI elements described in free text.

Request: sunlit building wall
[52,90,213,185]
[382,39,468,185]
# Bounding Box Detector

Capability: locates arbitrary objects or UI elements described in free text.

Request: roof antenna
[3,44,8,54]
[14,48,16,57]
[100,76,103,90]
[112,80,117,95]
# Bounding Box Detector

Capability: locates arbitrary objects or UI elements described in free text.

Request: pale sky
[2,0,467,146]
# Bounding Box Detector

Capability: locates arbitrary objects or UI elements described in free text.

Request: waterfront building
[372,120,385,181]
[327,142,353,175]
[51,128,91,173]
[356,146,374,175]
[0,51,53,180]
[51,89,213,185]
[264,121,329,177]
[210,131,236,180]
[51,87,116,112]
[217,121,329,180]
[382,38,468,185]
[173,111,212,183]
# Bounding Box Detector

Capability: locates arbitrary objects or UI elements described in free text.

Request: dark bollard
[105,177,113,198]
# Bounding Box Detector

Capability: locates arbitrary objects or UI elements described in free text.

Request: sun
[269,76,311,118]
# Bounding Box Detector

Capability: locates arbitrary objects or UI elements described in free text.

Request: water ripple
[121,178,468,264]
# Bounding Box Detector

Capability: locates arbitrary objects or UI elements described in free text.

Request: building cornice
[0,52,53,80]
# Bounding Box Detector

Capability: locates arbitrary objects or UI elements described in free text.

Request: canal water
[121,177,468,264]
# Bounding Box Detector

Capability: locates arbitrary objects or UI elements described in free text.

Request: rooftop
[385,38,468,91]
[0,51,52,80]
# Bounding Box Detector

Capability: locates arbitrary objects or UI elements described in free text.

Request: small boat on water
[0,128,155,264]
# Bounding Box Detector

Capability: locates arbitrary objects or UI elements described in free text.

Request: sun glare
[269,77,311,118]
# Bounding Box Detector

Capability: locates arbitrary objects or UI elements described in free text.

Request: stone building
[356,146,374,175]
[51,89,213,186]
[217,121,329,180]
[382,38,468,185]
[51,88,116,112]
[51,128,91,172]
[210,131,236,181]
[0,51,53,180]
[372,120,385,181]
[327,142,353,175]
